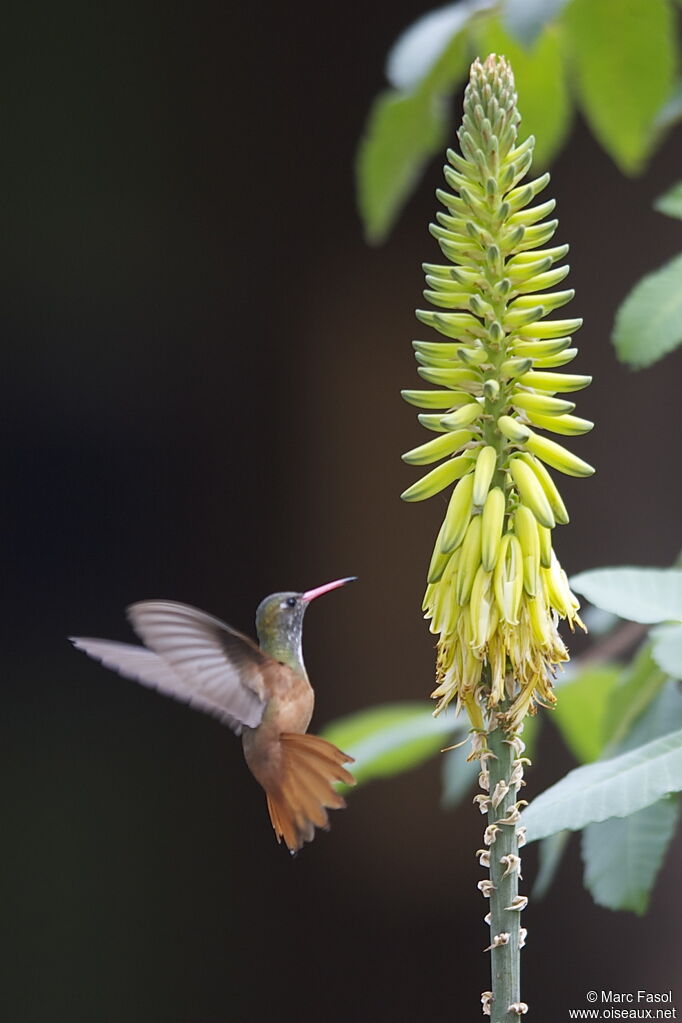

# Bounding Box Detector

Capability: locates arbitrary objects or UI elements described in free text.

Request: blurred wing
[69,637,259,734]
[126,600,270,729]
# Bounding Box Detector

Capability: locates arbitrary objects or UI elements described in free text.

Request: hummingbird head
[255,577,356,667]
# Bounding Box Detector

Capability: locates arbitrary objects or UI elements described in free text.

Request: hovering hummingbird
[70,578,356,852]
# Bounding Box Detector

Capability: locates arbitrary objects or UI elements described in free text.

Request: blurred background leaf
[581,797,680,914]
[612,251,682,367]
[562,0,676,175]
[357,0,681,241]
[532,829,570,899]
[385,0,492,90]
[601,645,667,753]
[532,657,679,903]
[503,0,572,47]
[357,89,449,244]
[655,80,682,131]
[522,725,682,841]
[581,684,682,913]
[441,744,479,807]
[650,623,682,679]
[323,689,541,806]
[654,180,682,219]
[571,566,682,623]
[551,665,621,763]
[321,701,462,786]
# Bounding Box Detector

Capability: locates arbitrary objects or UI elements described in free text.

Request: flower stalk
[481,720,528,1020]
[400,54,594,1017]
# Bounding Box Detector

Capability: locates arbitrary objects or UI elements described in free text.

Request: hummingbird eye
[285,597,297,608]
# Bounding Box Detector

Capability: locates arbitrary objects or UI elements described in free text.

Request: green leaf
[618,676,682,752]
[651,623,682,680]
[582,797,680,914]
[601,644,667,753]
[522,726,682,842]
[563,0,676,174]
[441,746,479,807]
[570,566,682,624]
[613,252,682,367]
[552,665,621,763]
[502,0,571,48]
[359,3,479,244]
[321,702,462,787]
[419,24,471,96]
[386,1,492,91]
[581,684,682,913]
[532,830,570,899]
[654,79,682,132]
[519,709,539,757]
[473,17,571,168]
[581,605,620,637]
[356,89,448,244]
[654,180,682,219]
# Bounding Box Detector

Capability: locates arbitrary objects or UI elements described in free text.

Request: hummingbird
[70,577,356,852]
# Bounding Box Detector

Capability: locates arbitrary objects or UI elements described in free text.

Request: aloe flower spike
[401,54,594,737]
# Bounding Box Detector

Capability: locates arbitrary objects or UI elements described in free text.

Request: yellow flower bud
[493,534,524,625]
[509,457,555,528]
[514,505,541,597]
[473,445,498,506]
[400,454,473,502]
[481,487,506,572]
[441,471,475,553]
[456,515,483,606]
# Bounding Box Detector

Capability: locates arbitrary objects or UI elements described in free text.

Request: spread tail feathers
[265,733,355,853]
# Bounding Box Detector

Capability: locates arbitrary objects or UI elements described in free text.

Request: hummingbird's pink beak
[302,577,357,603]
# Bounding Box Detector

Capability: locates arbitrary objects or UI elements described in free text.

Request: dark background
[4,3,682,1021]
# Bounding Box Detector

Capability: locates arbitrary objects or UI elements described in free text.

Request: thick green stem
[484,721,524,1020]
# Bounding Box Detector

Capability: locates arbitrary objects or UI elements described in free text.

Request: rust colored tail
[265,733,355,852]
